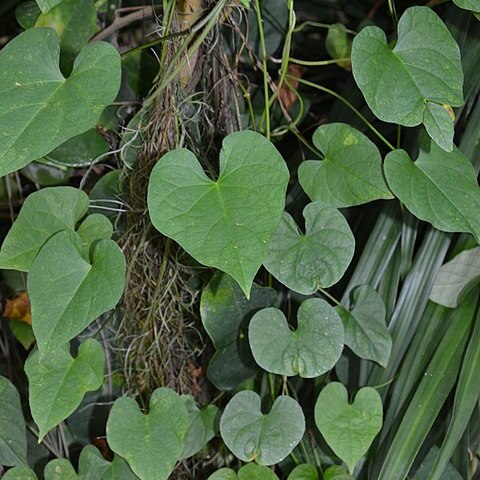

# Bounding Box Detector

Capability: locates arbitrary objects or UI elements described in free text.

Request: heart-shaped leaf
[25,339,104,441]
[76,214,113,251]
[0,187,88,272]
[288,464,318,480]
[106,387,190,480]
[263,202,355,294]
[35,0,98,73]
[35,0,64,14]
[181,396,219,459]
[147,131,289,297]
[200,271,278,390]
[336,285,392,367]
[384,134,480,242]
[0,27,120,177]
[453,0,480,17]
[208,469,238,480]
[220,391,305,465]
[208,465,279,480]
[314,382,383,473]
[323,466,353,480]
[0,376,27,466]
[44,459,78,479]
[78,445,139,480]
[28,230,126,357]
[298,124,392,207]
[249,298,344,378]
[430,247,480,307]
[2,466,37,479]
[351,6,463,151]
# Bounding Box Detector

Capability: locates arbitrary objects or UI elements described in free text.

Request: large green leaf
[298,124,392,207]
[351,6,463,151]
[249,298,344,378]
[336,285,392,367]
[314,382,383,473]
[220,391,305,466]
[28,230,126,357]
[25,339,104,441]
[35,0,64,14]
[147,131,289,297]
[0,376,27,466]
[0,27,120,177]
[78,445,139,480]
[263,203,355,294]
[384,135,480,243]
[106,387,190,480]
[35,0,98,72]
[200,272,278,390]
[430,246,480,307]
[180,396,219,459]
[0,187,88,272]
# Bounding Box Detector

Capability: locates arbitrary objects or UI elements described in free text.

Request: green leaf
[2,466,37,480]
[208,469,238,480]
[0,376,27,466]
[45,129,110,167]
[220,391,305,465]
[44,459,78,480]
[423,103,455,154]
[76,214,114,252]
[208,465,279,480]
[430,246,480,307]
[351,6,463,151]
[147,131,289,297]
[314,382,383,473]
[15,1,40,29]
[384,134,480,242]
[263,202,355,294]
[322,466,353,480]
[0,187,89,272]
[287,464,318,480]
[249,298,344,378]
[35,0,98,72]
[35,0,64,14]
[180,396,219,459]
[336,285,392,367]
[0,27,121,177]
[78,445,140,480]
[200,271,278,390]
[28,230,126,357]
[25,339,104,441]
[106,387,190,480]
[298,124,392,207]
[453,0,480,16]
[21,161,71,186]
[8,320,36,350]
[414,446,462,480]
[326,24,351,70]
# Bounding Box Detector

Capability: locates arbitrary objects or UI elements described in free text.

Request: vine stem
[254,0,270,139]
[289,75,396,151]
[318,287,342,307]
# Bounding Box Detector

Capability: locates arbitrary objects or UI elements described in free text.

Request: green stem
[318,287,342,307]
[289,57,350,66]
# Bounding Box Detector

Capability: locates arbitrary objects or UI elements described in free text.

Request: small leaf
[263,202,355,294]
[21,161,72,187]
[326,24,351,70]
[314,382,383,473]
[35,0,98,72]
[25,339,104,441]
[35,0,64,14]
[452,0,480,16]
[323,466,353,480]
[208,469,237,480]
[220,390,305,466]
[181,396,219,459]
[0,28,121,177]
[44,459,78,480]
[15,2,40,29]
[430,246,480,308]
[287,464,318,479]
[28,230,125,357]
[2,466,37,480]
[9,320,36,350]
[0,187,88,272]
[238,464,279,479]
[78,445,140,480]
[249,298,344,378]
[147,131,289,297]
[76,214,114,251]
[351,6,463,151]
[336,285,392,367]
[423,102,455,153]
[384,134,480,242]
[106,387,190,480]
[0,376,27,466]
[200,271,278,390]
[298,123,392,207]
